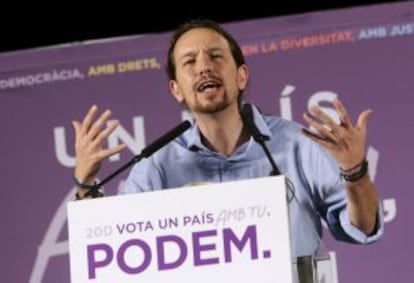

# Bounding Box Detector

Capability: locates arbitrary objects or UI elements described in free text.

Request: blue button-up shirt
[121,104,384,258]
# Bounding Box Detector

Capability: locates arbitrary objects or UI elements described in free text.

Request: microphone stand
[84,120,191,198]
[240,104,319,282]
[257,137,280,176]
[240,103,280,176]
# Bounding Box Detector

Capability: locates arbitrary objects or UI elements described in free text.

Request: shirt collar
[249,103,272,138]
[183,103,272,151]
[185,121,206,151]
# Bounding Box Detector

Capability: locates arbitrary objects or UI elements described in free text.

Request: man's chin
[194,102,229,114]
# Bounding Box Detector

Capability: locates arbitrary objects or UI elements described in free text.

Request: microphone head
[240,102,252,118]
[141,120,192,157]
[240,103,268,142]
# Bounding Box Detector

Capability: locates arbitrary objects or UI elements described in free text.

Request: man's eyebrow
[177,47,224,61]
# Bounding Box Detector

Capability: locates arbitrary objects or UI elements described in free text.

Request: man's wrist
[73,175,98,190]
[340,159,368,182]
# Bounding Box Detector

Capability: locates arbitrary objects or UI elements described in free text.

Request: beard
[188,93,231,114]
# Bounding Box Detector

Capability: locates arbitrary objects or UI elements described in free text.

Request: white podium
[67,176,296,283]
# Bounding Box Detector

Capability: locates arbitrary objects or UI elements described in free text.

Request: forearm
[346,173,379,235]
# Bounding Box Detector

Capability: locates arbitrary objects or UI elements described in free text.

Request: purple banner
[0,2,412,282]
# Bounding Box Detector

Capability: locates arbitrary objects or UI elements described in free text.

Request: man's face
[169,27,248,115]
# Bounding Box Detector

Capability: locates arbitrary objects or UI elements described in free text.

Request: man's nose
[197,55,213,76]
[199,68,212,76]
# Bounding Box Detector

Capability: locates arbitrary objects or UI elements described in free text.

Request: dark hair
[166,19,246,81]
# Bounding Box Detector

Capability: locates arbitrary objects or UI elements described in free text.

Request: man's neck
[195,105,250,156]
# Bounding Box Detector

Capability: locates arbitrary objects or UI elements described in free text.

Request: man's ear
[169,80,184,103]
[237,64,249,90]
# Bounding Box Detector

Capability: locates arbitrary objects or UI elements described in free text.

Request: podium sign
[67,176,294,283]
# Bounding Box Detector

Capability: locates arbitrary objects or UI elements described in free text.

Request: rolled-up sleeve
[338,201,385,243]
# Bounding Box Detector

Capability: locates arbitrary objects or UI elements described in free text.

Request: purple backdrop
[0,2,412,282]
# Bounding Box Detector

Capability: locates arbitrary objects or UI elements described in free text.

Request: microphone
[85,120,192,197]
[137,120,191,160]
[241,104,328,282]
[240,103,280,176]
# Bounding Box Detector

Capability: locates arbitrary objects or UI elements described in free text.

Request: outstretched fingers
[333,99,352,128]
[72,119,81,140]
[96,144,127,161]
[87,109,112,141]
[356,109,373,134]
[302,99,374,169]
[72,105,127,183]
[301,127,338,150]
[80,104,99,136]
[91,120,126,159]
[302,111,337,142]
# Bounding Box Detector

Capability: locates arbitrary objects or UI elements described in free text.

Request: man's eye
[183,59,195,65]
